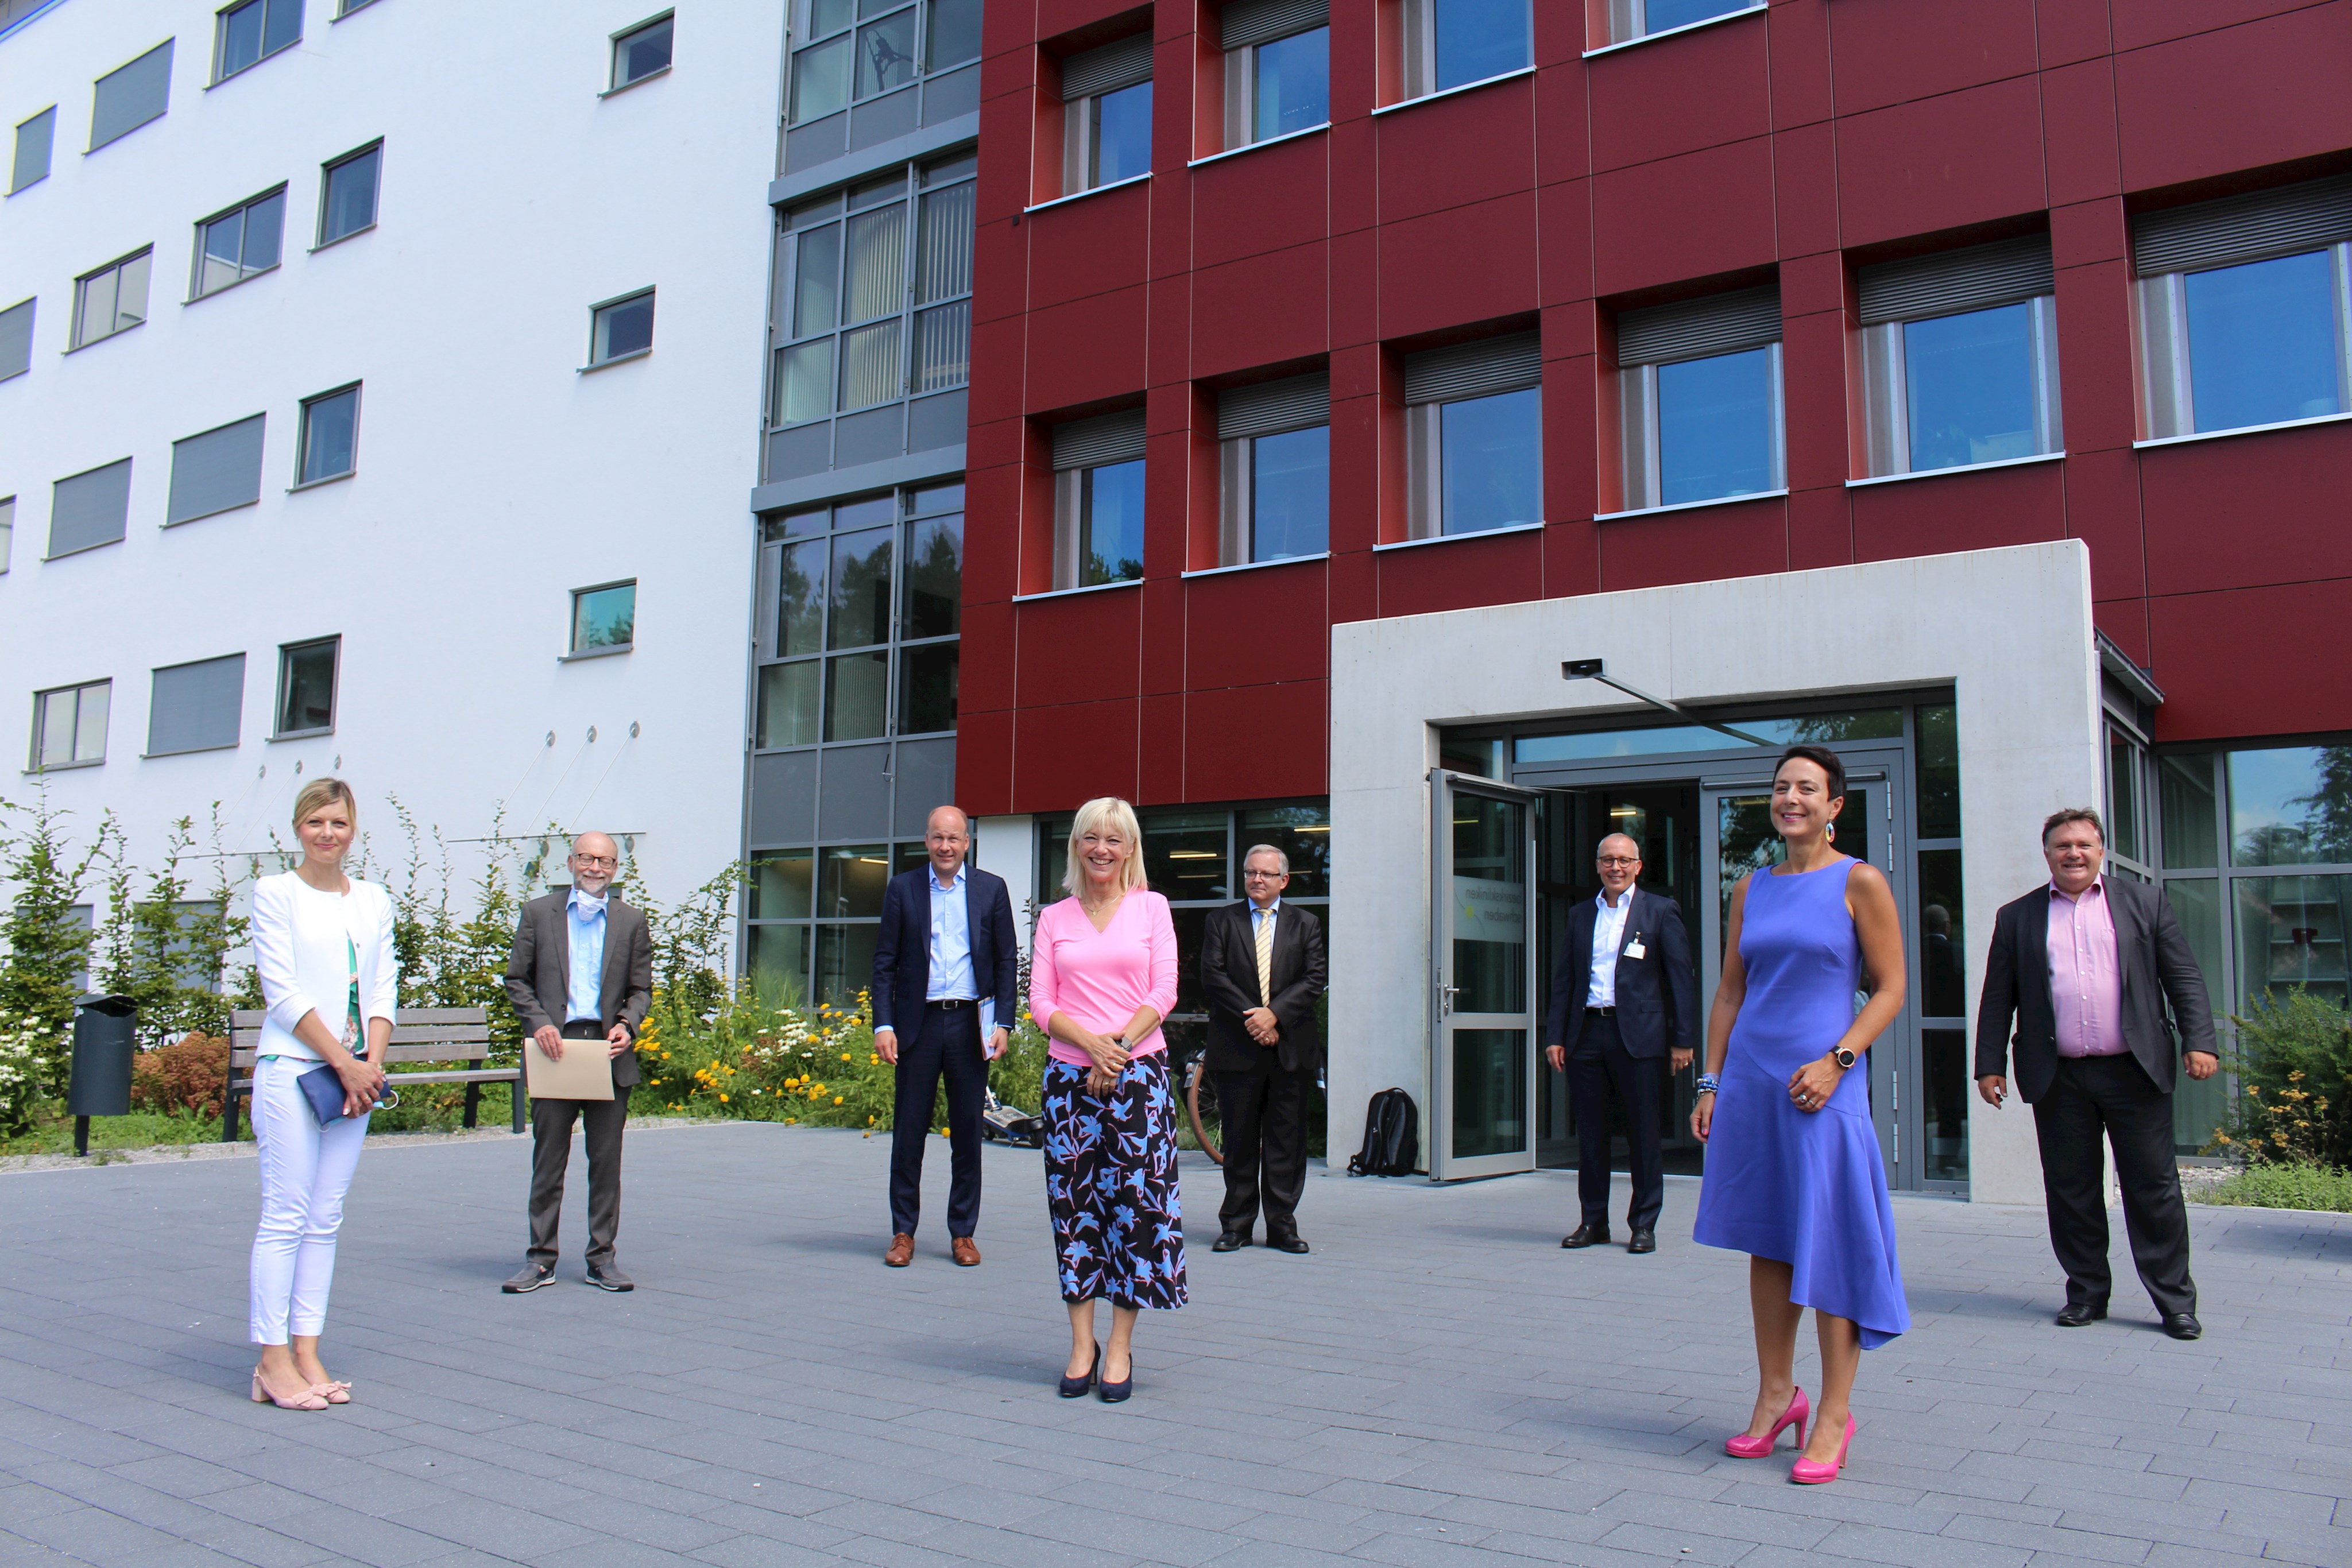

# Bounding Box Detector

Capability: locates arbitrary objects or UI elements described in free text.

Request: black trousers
[1213,1067,1311,1240]
[1569,1012,1664,1232]
[528,1021,627,1267]
[889,1003,986,1238]
[2032,1054,2197,1317]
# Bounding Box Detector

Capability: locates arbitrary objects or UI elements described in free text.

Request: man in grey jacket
[501,831,652,1294]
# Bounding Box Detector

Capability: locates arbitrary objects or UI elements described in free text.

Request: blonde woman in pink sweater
[1029,796,1185,1403]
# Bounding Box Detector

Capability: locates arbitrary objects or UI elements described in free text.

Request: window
[2134,175,2352,440]
[611,12,672,89]
[1615,285,1784,511]
[71,248,150,348]
[192,187,285,297]
[274,637,337,735]
[0,495,13,573]
[31,680,109,771]
[90,40,173,152]
[1402,332,1541,538]
[755,483,962,749]
[769,152,976,425]
[1058,34,1152,194]
[335,0,379,15]
[1401,0,1528,99]
[148,654,245,756]
[571,582,637,653]
[1859,235,2061,478]
[1218,373,1329,564]
[10,105,52,192]
[318,142,381,246]
[214,0,301,83]
[296,385,359,485]
[787,0,977,125]
[1050,411,1147,588]
[1222,1,1327,149]
[589,289,655,365]
[48,458,131,558]
[0,297,31,381]
[748,840,941,1005]
[1600,1,1762,48]
[167,413,265,524]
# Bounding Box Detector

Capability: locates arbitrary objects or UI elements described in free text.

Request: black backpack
[1347,1089,1419,1176]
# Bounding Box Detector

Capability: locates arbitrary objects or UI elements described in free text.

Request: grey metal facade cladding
[1220,0,1328,51]
[1856,235,2054,326]
[1218,371,1330,441]
[1615,286,1781,368]
[781,67,980,177]
[1051,407,1147,469]
[1402,332,1542,404]
[48,458,132,557]
[1059,33,1152,100]
[90,39,172,152]
[166,415,266,525]
[146,653,245,756]
[2132,173,2352,277]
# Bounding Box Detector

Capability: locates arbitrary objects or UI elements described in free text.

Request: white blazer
[250,872,399,1060]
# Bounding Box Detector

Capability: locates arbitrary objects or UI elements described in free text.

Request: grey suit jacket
[504,891,653,1090]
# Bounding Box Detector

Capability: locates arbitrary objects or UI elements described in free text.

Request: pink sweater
[1028,890,1179,1066]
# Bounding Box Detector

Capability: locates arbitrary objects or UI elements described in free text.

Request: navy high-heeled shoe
[1098,1353,1132,1404]
[1058,1348,1099,1399]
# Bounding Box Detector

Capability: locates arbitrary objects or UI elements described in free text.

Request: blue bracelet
[1694,1073,1721,1095]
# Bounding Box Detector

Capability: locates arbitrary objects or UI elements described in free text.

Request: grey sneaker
[502,1262,554,1294]
[585,1261,635,1292]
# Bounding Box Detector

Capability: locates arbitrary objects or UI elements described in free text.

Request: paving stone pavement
[2,1121,2349,1568]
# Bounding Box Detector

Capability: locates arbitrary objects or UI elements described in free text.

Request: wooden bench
[223,1008,525,1140]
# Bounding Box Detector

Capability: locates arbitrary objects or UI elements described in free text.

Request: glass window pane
[775,338,835,424]
[821,845,891,917]
[2234,873,2352,1011]
[779,537,827,656]
[1920,1026,1969,1181]
[898,642,958,734]
[276,641,335,733]
[854,11,918,98]
[1440,386,1540,535]
[915,183,974,303]
[1452,793,1528,1013]
[827,525,893,648]
[1092,82,1152,186]
[2107,730,2143,863]
[321,148,379,243]
[1903,300,2040,472]
[793,223,842,336]
[616,16,674,85]
[1240,804,1330,899]
[751,850,815,919]
[2229,745,2352,866]
[299,389,358,483]
[1917,847,1966,1019]
[1251,425,1329,560]
[572,583,636,650]
[38,691,74,768]
[1080,459,1146,584]
[903,514,962,638]
[10,106,54,194]
[835,495,894,529]
[1142,811,1228,901]
[220,1,265,76]
[1254,27,1329,141]
[814,922,879,1006]
[1646,0,1750,32]
[909,481,963,516]
[825,651,891,740]
[790,34,852,122]
[1917,702,1959,839]
[838,318,903,409]
[1657,346,1775,506]
[593,293,655,362]
[1434,0,1530,93]
[242,191,284,272]
[842,203,907,324]
[2159,752,2219,869]
[74,684,106,762]
[913,301,969,392]
[748,923,811,1005]
[198,210,245,296]
[757,661,821,747]
[264,0,302,54]
[2164,876,2229,1151]
[926,0,982,68]
[73,269,111,346]
[2185,250,2343,433]
[810,0,854,37]
[112,251,149,332]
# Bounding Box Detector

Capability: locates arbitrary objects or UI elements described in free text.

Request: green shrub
[2202,1157,2352,1213]
[2207,988,2352,1169]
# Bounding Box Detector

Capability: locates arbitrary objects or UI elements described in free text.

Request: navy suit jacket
[871,865,1020,1036]
[1544,887,1699,1060]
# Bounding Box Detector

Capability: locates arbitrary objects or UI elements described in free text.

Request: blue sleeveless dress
[1692,857,1910,1348]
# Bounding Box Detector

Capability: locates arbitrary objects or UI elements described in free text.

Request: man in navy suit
[872,806,1020,1268]
[1545,833,1698,1254]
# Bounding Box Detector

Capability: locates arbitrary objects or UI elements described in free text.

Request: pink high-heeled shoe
[1724,1387,1807,1457]
[250,1367,327,1411]
[1789,1415,1855,1484]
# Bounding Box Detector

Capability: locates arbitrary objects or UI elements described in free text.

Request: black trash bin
[68,993,138,1156]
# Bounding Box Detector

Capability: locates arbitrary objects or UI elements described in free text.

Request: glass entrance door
[1431,772,1539,1180]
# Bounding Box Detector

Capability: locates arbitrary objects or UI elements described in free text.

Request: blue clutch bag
[296,1062,396,1125]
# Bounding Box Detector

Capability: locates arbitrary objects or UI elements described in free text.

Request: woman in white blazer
[246,777,397,1411]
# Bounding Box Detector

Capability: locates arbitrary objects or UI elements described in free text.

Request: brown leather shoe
[951,1237,981,1267]
[884,1233,915,1267]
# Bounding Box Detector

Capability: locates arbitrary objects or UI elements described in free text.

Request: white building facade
[0,0,779,902]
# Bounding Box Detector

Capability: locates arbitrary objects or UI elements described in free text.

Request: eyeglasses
[1241,869,1287,881]
[1595,855,1640,868]
[575,854,618,869]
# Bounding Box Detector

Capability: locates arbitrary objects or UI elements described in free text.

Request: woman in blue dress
[1692,745,1909,1485]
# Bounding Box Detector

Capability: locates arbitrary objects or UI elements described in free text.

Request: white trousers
[249,1056,369,1345]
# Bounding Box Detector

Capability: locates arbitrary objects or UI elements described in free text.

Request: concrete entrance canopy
[1328,541,2103,1205]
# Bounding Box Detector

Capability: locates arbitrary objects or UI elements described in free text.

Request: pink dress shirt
[2048,878,2126,1058]
[1028,890,1179,1066]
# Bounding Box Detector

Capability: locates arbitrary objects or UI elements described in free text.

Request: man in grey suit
[501,831,652,1294]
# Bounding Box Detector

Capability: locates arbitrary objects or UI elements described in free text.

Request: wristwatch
[1832,1046,1859,1070]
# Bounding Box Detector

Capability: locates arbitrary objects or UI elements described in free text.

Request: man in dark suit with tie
[1976,807,2218,1339]
[502,831,653,1294]
[1545,832,1697,1255]
[1200,845,1327,1254]
[872,806,1020,1269]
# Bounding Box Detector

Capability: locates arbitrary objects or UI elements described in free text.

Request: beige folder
[525,1036,616,1101]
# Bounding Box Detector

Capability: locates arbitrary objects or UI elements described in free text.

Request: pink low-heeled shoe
[250,1368,327,1411]
[1789,1415,1855,1484]
[1724,1387,1807,1457]
[310,1380,351,1406]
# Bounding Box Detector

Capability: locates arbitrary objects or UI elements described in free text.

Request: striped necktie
[1254,907,1275,1008]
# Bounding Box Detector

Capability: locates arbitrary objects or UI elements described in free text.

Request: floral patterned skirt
[1042,1055,1187,1310]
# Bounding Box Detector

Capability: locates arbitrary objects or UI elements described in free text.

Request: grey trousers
[528,1027,627,1267]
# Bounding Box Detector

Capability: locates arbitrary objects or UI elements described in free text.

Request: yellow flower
[869,1054,880,1065]
[786,1117,797,1125]
[833,1096,844,1105]
[719,1093,730,1102]
[867,1114,876,1125]
[841,1052,852,1062]
[785,1077,799,1088]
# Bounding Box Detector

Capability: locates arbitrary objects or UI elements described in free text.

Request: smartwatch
[1832,1046,1859,1070]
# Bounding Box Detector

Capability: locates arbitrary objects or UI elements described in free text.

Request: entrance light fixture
[1561,656,1774,749]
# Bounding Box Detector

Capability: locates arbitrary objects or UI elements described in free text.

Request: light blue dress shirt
[925,866,996,1036]
[566,889,607,1024]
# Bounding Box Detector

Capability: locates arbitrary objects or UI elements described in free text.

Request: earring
[1824,822,1837,843]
